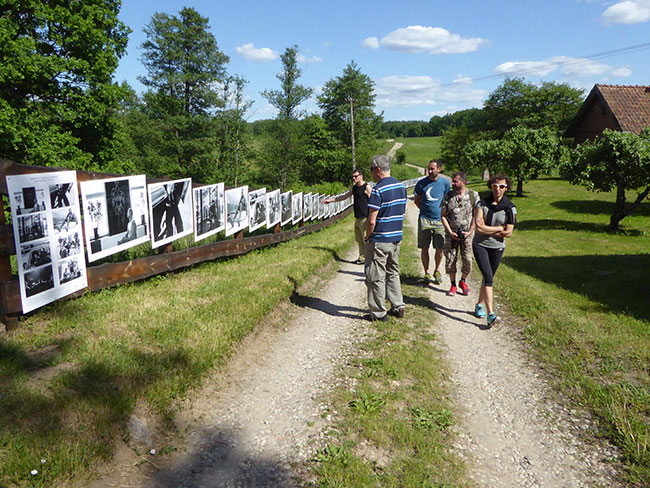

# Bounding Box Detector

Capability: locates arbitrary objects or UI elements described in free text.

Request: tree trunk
[516,178,523,197]
[608,183,627,230]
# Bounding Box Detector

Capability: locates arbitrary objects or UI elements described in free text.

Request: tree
[0,0,130,170]
[261,45,313,189]
[565,129,650,230]
[483,77,584,136]
[137,7,229,182]
[318,61,381,169]
[497,126,559,196]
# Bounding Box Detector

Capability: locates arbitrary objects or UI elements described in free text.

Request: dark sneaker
[354,258,365,264]
[388,307,404,318]
[433,270,442,284]
[424,272,432,283]
[446,285,457,296]
[487,313,499,328]
[458,280,470,295]
[366,313,388,322]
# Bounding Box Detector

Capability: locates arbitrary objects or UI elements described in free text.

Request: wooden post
[0,197,18,331]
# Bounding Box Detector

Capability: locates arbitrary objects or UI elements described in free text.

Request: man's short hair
[429,159,442,168]
[452,171,467,183]
[371,155,391,172]
[352,168,364,177]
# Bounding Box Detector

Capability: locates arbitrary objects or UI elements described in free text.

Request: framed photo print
[266,189,281,228]
[280,191,292,226]
[248,188,267,232]
[225,186,249,236]
[292,192,303,225]
[148,178,193,249]
[193,183,225,242]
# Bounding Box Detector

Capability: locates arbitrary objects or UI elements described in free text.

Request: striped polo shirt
[368,176,407,243]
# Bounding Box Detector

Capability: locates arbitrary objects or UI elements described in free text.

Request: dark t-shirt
[352,183,369,218]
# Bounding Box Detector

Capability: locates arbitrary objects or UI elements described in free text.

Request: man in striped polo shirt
[364,155,408,321]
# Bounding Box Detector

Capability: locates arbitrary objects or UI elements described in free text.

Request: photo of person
[58,258,82,284]
[81,175,150,261]
[52,208,77,233]
[280,191,292,226]
[147,178,192,249]
[248,188,267,232]
[292,192,303,225]
[17,214,48,244]
[8,170,88,313]
[24,266,54,298]
[311,193,320,221]
[193,183,225,242]
[266,189,281,229]
[303,192,312,221]
[49,183,73,208]
[20,242,51,271]
[225,186,249,237]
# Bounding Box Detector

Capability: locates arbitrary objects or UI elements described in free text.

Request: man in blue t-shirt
[413,159,450,285]
[364,155,407,321]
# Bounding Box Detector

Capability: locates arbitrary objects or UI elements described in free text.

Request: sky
[113,0,650,122]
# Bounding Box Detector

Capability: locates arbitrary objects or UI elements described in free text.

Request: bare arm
[473,206,513,237]
[365,208,378,240]
[441,207,459,240]
[364,184,372,198]
[413,195,422,209]
[324,188,352,204]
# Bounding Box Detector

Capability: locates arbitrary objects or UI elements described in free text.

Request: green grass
[309,214,470,487]
[394,136,442,167]
[468,177,650,486]
[0,216,357,487]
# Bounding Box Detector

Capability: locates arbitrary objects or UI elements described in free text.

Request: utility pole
[348,98,356,170]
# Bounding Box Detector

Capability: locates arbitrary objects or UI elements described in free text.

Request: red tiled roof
[597,84,650,134]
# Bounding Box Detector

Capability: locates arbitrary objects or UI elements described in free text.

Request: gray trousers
[364,241,404,319]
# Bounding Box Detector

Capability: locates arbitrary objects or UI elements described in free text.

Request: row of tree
[1,3,381,192]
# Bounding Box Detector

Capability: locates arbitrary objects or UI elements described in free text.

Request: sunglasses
[352,174,360,179]
[492,184,508,190]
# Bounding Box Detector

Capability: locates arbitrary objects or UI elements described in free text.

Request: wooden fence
[0,159,352,330]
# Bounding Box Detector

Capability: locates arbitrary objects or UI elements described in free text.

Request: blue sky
[114,0,650,122]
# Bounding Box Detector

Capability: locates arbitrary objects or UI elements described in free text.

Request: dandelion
[41,459,47,464]
[149,449,156,455]
[30,470,38,476]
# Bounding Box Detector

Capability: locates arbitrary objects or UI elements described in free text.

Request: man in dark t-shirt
[324,169,372,264]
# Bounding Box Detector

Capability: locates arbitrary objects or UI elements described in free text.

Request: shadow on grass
[552,199,650,217]
[504,253,650,322]
[516,219,645,236]
[308,246,347,263]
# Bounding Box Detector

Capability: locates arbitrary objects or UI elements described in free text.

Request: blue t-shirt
[413,177,450,220]
[368,176,407,243]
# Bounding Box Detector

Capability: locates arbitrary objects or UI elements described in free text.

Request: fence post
[0,197,18,331]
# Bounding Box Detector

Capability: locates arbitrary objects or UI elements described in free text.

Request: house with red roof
[565,84,650,143]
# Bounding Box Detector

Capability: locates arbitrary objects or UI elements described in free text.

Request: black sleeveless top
[352,183,369,218]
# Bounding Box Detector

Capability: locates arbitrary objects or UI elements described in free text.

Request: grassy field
[0,217,357,487]
[390,136,442,167]
[466,177,650,486]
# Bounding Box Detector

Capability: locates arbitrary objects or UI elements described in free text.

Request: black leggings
[472,244,504,287]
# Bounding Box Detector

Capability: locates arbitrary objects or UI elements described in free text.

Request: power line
[443,42,650,88]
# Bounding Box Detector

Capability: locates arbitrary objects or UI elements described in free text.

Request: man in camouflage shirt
[441,171,479,296]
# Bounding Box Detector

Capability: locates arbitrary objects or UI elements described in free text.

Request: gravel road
[90,199,623,488]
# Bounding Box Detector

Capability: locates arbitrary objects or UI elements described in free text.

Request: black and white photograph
[311,193,320,221]
[292,192,303,225]
[148,178,192,249]
[24,266,54,298]
[193,183,225,242]
[19,242,51,271]
[266,189,281,229]
[303,192,312,221]
[248,188,267,232]
[49,182,74,209]
[280,191,292,227]
[58,258,83,284]
[324,195,332,219]
[11,187,46,215]
[81,175,149,261]
[7,171,88,313]
[17,213,48,244]
[225,186,249,237]
[318,195,325,220]
[52,208,78,234]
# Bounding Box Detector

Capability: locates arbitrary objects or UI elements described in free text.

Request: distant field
[381,137,442,168]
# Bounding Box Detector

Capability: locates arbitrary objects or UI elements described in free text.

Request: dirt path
[386,140,403,160]
[90,200,622,488]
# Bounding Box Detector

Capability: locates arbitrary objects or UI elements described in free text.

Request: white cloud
[379,26,488,54]
[361,36,380,50]
[610,67,633,76]
[297,53,323,64]
[602,0,650,24]
[235,43,279,63]
[494,56,626,77]
[374,75,487,110]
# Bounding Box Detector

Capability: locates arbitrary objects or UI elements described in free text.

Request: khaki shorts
[417,218,445,249]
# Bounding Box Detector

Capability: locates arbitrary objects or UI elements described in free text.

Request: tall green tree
[261,45,313,189]
[483,77,584,136]
[317,61,380,169]
[565,129,650,230]
[0,0,130,170]
[137,7,229,182]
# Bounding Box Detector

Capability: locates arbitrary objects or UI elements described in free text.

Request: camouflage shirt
[441,188,479,232]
